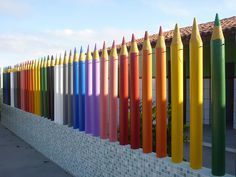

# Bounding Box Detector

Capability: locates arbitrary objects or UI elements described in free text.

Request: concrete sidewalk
[0,123,72,177]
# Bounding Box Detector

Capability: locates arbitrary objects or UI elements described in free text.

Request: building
[114,16,236,129]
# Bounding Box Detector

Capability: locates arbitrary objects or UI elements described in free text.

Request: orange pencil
[142,31,152,153]
[156,27,167,157]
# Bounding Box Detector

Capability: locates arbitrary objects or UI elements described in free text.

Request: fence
[2,14,230,176]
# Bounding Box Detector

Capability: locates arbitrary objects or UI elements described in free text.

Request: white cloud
[0,0,30,16]
[0,27,144,68]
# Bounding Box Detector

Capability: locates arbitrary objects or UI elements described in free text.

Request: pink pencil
[100,42,109,139]
[109,41,118,142]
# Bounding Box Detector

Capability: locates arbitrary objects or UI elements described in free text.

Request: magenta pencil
[100,42,109,139]
[85,45,92,134]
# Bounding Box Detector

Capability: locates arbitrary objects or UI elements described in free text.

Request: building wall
[136,35,236,129]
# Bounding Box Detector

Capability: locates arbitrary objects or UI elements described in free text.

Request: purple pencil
[85,45,93,134]
[92,44,100,137]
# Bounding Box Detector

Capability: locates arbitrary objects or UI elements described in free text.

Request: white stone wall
[2,104,233,177]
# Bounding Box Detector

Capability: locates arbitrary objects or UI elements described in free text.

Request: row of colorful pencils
[2,14,226,176]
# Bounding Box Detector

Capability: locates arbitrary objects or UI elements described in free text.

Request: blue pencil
[79,46,85,131]
[73,48,79,129]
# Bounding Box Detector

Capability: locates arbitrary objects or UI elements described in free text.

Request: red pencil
[119,37,129,145]
[130,34,140,149]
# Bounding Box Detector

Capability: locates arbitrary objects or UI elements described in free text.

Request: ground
[0,123,72,177]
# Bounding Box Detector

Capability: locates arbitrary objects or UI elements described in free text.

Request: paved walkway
[184,125,236,176]
[0,123,72,177]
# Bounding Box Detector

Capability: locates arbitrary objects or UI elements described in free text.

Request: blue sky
[0,0,235,67]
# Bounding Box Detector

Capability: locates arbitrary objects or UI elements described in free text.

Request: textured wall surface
[1,104,233,177]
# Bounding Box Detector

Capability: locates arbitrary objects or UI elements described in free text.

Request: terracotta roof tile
[106,16,236,52]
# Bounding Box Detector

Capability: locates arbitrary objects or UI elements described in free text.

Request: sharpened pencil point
[131,33,135,42]
[94,43,97,51]
[122,36,125,45]
[214,13,220,27]
[80,46,83,53]
[159,26,163,36]
[112,40,115,48]
[144,31,148,40]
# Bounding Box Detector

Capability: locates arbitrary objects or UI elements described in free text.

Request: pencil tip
[144,31,148,40]
[87,45,90,53]
[131,33,135,42]
[112,40,115,48]
[122,36,125,45]
[80,46,83,53]
[159,26,163,36]
[94,43,97,51]
[214,13,221,27]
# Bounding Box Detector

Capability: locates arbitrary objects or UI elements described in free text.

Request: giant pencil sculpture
[17,64,21,108]
[24,64,27,110]
[73,48,79,129]
[190,18,203,169]
[40,58,45,116]
[50,56,55,120]
[20,63,25,110]
[68,51,73,126]
[32,60,35,114]
[171,24,183,163]
[130,34,140,149]
[37,60,42,115]
[44,57,49,118]
[41,59,45,116]
[47,57,52,119]
[23,63,26,111]
[29,61,32,113]
[10,66,14,107]
[142,31,152,153]
[33,60,37,114]
[29,61,32,112]
[5,67,11,105]
[156,27,167,158]
[27,62,30,112]
[31,61,35,113]
[54,56,60,123]
[119,37,128,145]
[85,46,92,133]
[59,55,64,124]
[92,44,100,137]
[14,66,17,107]
[79,47,86,131]
[63,51,69,125]
[109,41,118,142]
[36,60,41,115]
[7,67,11,105]
[100,42,109,139]
[211,14,226,176]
